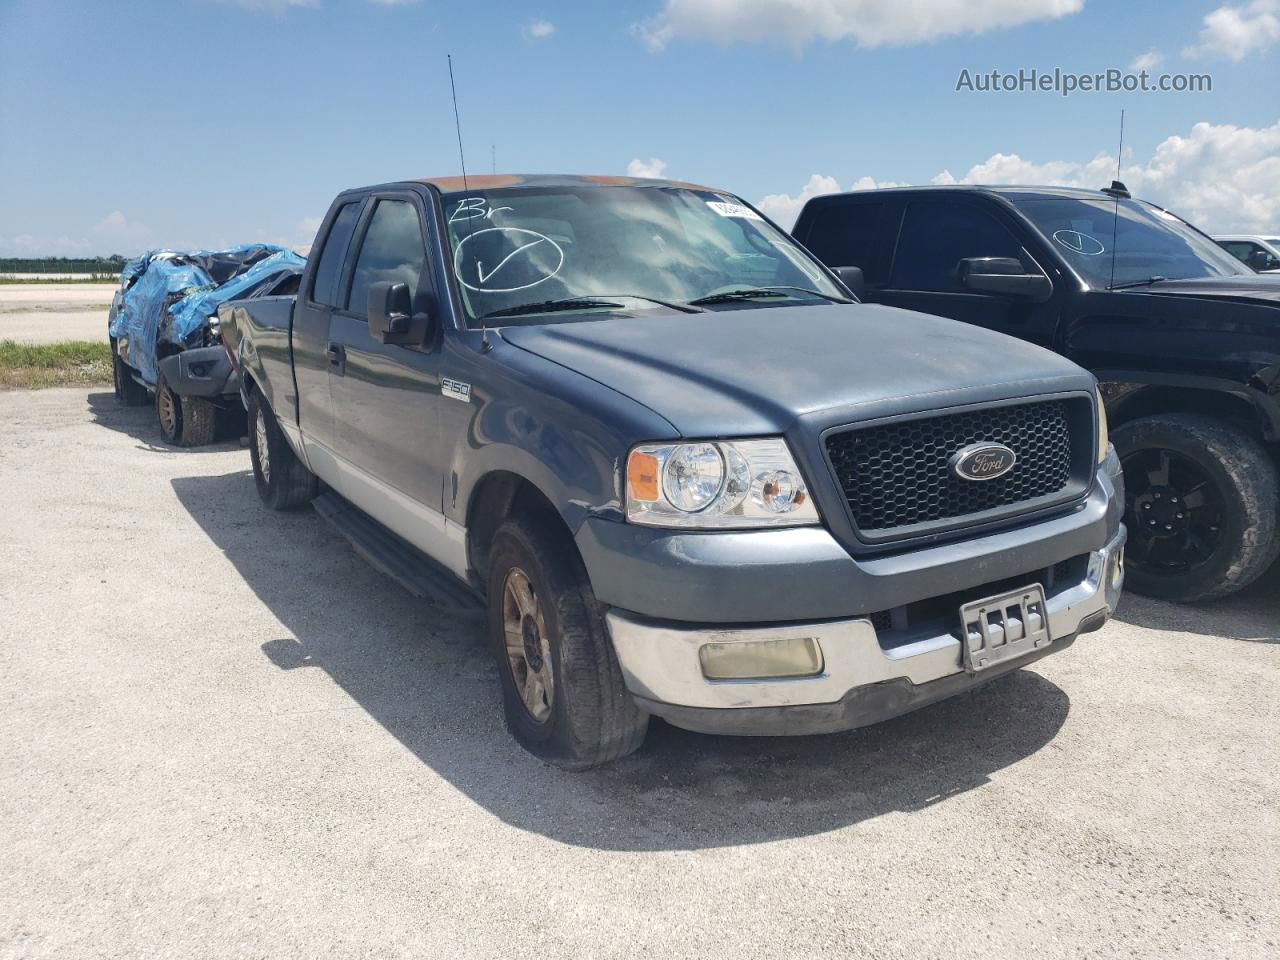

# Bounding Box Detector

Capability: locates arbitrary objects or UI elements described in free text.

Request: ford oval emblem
[951,443,1017,482]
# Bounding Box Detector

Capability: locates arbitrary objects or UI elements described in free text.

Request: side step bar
[312,491,485,613]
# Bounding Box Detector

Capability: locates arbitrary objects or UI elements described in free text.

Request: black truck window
[312,202,361,307]
[801,201,886,282]
[891,201,1024,292]
[347,199,428,318]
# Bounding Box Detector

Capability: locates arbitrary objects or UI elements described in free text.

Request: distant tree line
[0,255,130,273]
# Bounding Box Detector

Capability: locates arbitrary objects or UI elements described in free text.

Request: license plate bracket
[960,583,1050,673]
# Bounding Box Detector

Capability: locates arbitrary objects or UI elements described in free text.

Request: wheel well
[1103,383,1268,442]
[466,472,569,587]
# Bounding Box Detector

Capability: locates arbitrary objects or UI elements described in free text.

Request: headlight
[626,438,821,528]
[1095,385,1109,464]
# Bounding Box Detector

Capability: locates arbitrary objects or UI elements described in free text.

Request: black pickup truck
[219,174,1123,767]
[794,184,1280,601]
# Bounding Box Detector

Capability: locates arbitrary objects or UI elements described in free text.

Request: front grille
[825,399,1076,536]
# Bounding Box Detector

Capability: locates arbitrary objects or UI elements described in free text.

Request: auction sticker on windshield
[706,201,763,221]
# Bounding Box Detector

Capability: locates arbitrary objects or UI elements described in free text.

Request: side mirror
[957,257,1052,302]
[833,265,865,298]
[1246,250,1276,272]
[368,281,413,344]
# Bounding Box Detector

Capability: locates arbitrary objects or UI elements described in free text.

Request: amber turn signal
[627,450,660,502]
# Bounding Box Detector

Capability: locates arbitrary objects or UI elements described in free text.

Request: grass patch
[0,339,114,389]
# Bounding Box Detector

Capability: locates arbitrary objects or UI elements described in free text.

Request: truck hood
[1122,275,1280,306]
[498,303,1093,436]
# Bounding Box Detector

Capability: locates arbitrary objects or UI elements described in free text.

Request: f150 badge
[950,442,1016,481]
[442,378,472,403]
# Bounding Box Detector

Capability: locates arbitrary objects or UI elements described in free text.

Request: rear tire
[112,341,149,407]
[1115,413,1279,602]
[248,389,318,510]
[486,515,648,769]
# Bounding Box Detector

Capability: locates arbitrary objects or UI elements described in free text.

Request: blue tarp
[167,248,304,344]
[110,243,302,386]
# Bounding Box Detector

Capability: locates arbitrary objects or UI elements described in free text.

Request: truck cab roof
[371,173,721,195]
[811,184,1133,204]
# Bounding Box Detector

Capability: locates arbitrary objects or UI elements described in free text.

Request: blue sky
[1,0,1277,256]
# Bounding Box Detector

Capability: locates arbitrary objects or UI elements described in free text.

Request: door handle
[326,341,346,376]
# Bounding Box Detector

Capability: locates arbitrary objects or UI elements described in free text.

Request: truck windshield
[1015,197,1249,288]
[441,185,845,324]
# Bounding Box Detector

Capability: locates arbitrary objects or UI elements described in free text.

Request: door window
[891,202,1026,292]
[800,201,887,282]
[347,199,429,318]
[311,201,361,307]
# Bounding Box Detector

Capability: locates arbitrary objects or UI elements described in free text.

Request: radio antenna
[447,54,469,197]
[1107,109,1124,290]
[447,54,491,351]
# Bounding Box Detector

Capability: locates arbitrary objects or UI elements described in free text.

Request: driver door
[324,193,450,552]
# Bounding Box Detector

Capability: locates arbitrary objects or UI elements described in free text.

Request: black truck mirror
[1246,249,1276,272]
[368,281,413,344]
[833,265,865,298]
[957,257,1052,302]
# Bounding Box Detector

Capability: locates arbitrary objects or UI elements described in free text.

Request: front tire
[486,515,648,769]
[1115,413,1279,602]
[247,390,318,510]
[155,372,217,447]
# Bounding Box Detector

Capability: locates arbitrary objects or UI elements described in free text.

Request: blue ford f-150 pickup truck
[218,174,1125,768]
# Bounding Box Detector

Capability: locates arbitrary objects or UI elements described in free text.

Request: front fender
[443,331,678,535]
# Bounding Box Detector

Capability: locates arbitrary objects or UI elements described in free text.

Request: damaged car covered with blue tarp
[108,243,304,445]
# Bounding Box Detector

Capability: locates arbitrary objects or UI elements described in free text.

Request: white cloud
[524,19,555,38]
[1129,49,1164,71]
[760,121,1280,234]
[1185,0,1280,59]
[756,174,842,227]
[924,120,1280,233]
[627,157,669,178]
[635,0,1083,52]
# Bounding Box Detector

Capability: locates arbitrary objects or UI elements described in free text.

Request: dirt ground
[2,387,1277,959]
[0,283,115,343]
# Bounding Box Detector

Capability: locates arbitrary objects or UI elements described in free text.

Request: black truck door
[292,198,363,452]
[324,193,451,554]
[871,199,1053,344]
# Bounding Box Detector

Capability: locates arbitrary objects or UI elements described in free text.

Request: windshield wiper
[1108,276,1168,290]
[479,298,625,320]
[479,294,702,321]
[687,286,851,306]
[688,288,789,306]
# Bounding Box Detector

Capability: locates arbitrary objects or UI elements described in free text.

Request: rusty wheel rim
[157,383,179,440]
[501,567,554,723]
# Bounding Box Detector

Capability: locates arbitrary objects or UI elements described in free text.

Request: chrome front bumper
[606,524,1126,736]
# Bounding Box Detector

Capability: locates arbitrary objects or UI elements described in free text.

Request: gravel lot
[0,284,115,343]
[2,387,1277,959]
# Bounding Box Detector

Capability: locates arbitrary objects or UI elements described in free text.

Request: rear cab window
[311,201,362,307]
[797,200,890,284]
